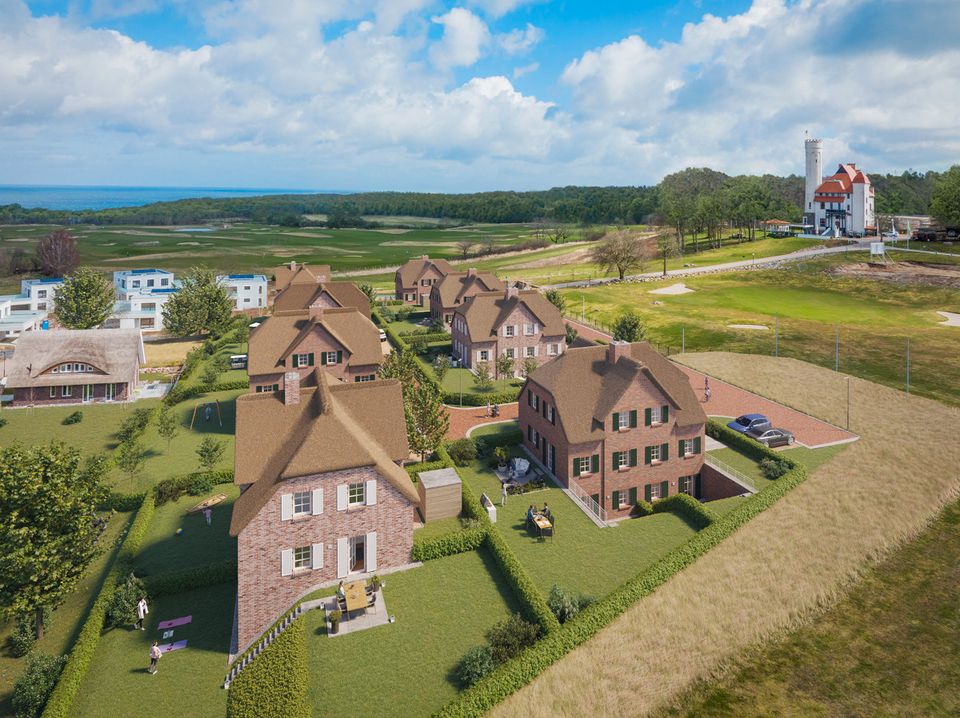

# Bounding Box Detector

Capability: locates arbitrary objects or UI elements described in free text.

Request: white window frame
[325,351,339,365]
[649,483,661,500]
[504,325,515,337]
[616,451,628,470]
[294,353,311,367]
[682,439,693,457]
[548,343,559,356]
[478,350,489,362]
[505,348,515,359]
[293,545,312,571]
[292,490,312,516]
[525,345,536,358]
[62,385,72,397]
[49,386,57,398]
[649,444,661,463]
[348,482,366,506]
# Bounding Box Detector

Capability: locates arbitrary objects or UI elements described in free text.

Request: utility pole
[835,325,840,371]
[581,294,585,322]
[846,376,851,430]
[682,326,685,354]
[906,338,911,395]
[775,317,779,357]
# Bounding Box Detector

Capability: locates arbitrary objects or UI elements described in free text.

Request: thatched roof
[5,328,143,389]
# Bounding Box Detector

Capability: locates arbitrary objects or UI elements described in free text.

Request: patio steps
[222,604,304,689]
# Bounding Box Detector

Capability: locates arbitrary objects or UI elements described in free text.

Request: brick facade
[396,263,445,305]
[520,375,705,518]
[11,381,131,406]
[236,465,415,650]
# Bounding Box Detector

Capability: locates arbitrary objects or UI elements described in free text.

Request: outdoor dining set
[337,580,379,620]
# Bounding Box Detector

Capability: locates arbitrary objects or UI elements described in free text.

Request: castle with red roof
[804,138,876,237]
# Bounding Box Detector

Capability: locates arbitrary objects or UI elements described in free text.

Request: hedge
[101,491,147,512]
[372,308,409,351]
[705,419,785,463]
[434,460,808,717]
[443,390,521,407]
[227,615,309,718]
[412,527,487,562]
[142,560,237,597]
[400,331,449,343]
[405,459,448,483]
[651,492,715,530]
[153,469,234,506]
[164,379,249,405]
[42,495,154,718]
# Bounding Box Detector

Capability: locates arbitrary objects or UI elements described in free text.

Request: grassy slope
[305,549,521,717]
[491,354,960,717]
[659,499,960,717]
[0,512,131,715]
[70,582,234,718]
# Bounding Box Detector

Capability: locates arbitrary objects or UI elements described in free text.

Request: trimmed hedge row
[164,378,249,405]
[42,495,153,718]
[443,390,520,407]
[373,308,410,351]
[651,493,715,530]
[153,469,234,506]
[227,615,309,718]
[706,419,779,462]
[142,560,237,597]
[101,491,147,512]
[482,529,560,636]
[401,331,449,343]
[435,460,809,717]
[412,527,487,562]
[405,459,448,483]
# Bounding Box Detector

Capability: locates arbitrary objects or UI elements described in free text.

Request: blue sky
[2,0,959,191]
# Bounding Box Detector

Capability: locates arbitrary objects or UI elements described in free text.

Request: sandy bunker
[649,283,694,295]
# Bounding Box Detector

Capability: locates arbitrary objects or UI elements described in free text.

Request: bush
[227,617,309,718]
[456,646,496,688]
[651,492,715,530]
[10,615,36,657]
[412,525,486,562]
[633,500,654,516]
[61,411,83,425]
[100,491,146,512]
[473,437,490,458]
[547,585,593,625]
[12,652,68,718]
[442,389,520,407]
[115,408,153,443]
[153,470,233,506]
[482,531,560,635]
[187,472,215,496]
[447,438,478,466]
[760,456,791,480]
[487,614,540,664]
[105,573,146,629]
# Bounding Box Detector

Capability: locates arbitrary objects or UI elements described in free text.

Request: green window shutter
[611,451,620,469]
[629,409,638,428]
[693,436,702,454]
[628,487,638,505]
[694,473,702,499]
[591,493,600,507]
[573,457,581,475]
[661,442,669,461]
[307,353,314,367]
[644,484,652,502]
[678,439,684,456]
[644,408,652,426]
[644,446,652,465]
[336,350,343,364]
[612,412,620,430]
[660,480,669,498]
[612,490,620,508]
[320,352,327,365]
[591,454,599,473]
[629,448,638,467]
[661,405,669,423]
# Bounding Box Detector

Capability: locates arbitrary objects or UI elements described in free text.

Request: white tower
[804,137,823,226]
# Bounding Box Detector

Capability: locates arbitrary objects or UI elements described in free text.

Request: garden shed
[417,467,462,522]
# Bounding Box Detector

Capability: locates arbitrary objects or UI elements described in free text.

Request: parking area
[676,364,858,448]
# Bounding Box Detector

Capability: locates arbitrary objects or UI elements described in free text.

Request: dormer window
[52,363,94,374]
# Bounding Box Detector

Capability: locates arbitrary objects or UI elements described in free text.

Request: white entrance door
[82,385,93,403]
[349,535,366,573]
[104,383,115,401]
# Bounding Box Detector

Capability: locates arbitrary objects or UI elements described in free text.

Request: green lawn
[134,484,240,577]
[708,439,848,492]
[0,511,131,715]
[457,456,699,598]
[660,498,960,717]
[413,515,466,541]
[179,341,249,391]
[417,347,521,399]
[304,549,521,717]
[0,399,159,456]
[70,582,234,718]
[470,421,523,445]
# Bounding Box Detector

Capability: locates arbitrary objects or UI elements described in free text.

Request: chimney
[467,268,477,277]
[421,255,429,261]
[607,340,630,365]
[288,260,297,271]
[284,371,301,406]
[505,285,519,299]
[308,304,324,321]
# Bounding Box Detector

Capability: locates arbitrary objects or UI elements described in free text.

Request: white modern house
[0,279,61,338]
[113,269,175,300]
[803,138,876,237]
[219,274,268,310]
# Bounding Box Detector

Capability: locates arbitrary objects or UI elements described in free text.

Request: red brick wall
[519,375,706,517]
[397,265,444,305]
[699,464,748,501]
[236,465,415,649]
[455,303,564,374]
[11,381,131,406]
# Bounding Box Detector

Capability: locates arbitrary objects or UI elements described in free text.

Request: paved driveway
[676,364,858,448]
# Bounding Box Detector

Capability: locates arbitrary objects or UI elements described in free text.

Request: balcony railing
[704,453,758,493]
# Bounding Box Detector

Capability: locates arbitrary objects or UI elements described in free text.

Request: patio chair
[367,592,378,613]
[365,583,375,595]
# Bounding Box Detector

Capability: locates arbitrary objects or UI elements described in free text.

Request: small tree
[196,437,226,472]
[521,357,539,378]
[12,652,68,718]
[161,267,233,337]
[200,360,222,387]
[544,289,566,315]
[156,406,180,451]
[456,240,474,259]
[404,380,449,461]
[116,438,146,487]
[36,229,79,276]
[565,323,578,345]
[931,164,960,226]
[473,362,494,391]
[428,315,446,333]
[54,267,115,329]
[0,444,107,639]
[590,230,653,280]
[357,283,377,304]
[612,310,646,343]
[379,347,419,391]
[432,354,451,383]
[105,573,146,629]
[495,353,515,379]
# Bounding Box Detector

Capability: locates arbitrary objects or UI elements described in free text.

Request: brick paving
[445,403,519,440]
[676,364,858,448]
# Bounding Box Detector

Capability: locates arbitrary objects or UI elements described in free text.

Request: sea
[0,185,342,212]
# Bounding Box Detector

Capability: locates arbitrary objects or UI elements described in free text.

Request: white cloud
[497,22,543,54]
[469,0,540,19]
[513,61,538,79]
[429,8,490,69]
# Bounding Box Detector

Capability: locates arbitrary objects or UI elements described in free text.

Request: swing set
[189,399,223,430]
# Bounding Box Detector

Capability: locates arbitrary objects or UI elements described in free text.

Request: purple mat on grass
[158,640,187,653]
[158,615,192,629]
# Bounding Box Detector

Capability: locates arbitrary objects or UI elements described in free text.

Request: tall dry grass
[491,353,960,718]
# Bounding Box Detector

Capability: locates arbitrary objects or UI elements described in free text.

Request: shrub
[10,615,36,657]
[482,531,559,634]
[473,437,490,458]
[487,614,540,664]
[651,492,715,530]
[761,456,791,480]
[115,408,153,443]
[442,389,520,407]
[187,472,215,496]
[0,415,6,428]
[12,652,68,718]
[456,646,496,688]
[447,438,478,466]
[227,617,309,718]
[612,310,646,342]
[473,362,494,391]
[61,411,83,425]
[411,526,486,562]
[153,470,233,506]
[405,459,446,482]
[433,354,451,382]
[105,573,146,629]
[633,500,654,516]
[547,585,593,625]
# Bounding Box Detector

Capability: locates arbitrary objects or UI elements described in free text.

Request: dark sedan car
[727,414,771,434]
[747,427,795,447]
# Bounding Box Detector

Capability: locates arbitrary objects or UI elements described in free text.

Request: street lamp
[845,375,851,430]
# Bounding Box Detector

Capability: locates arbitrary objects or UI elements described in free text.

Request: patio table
[344,581,367,615]
[533,515,552,535]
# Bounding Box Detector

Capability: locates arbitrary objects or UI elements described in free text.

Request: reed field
[491,353,960,718]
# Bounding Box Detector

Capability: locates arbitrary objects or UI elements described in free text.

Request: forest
[0,168,945,228]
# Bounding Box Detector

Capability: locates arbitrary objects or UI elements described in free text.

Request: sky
[2,0,959,191]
